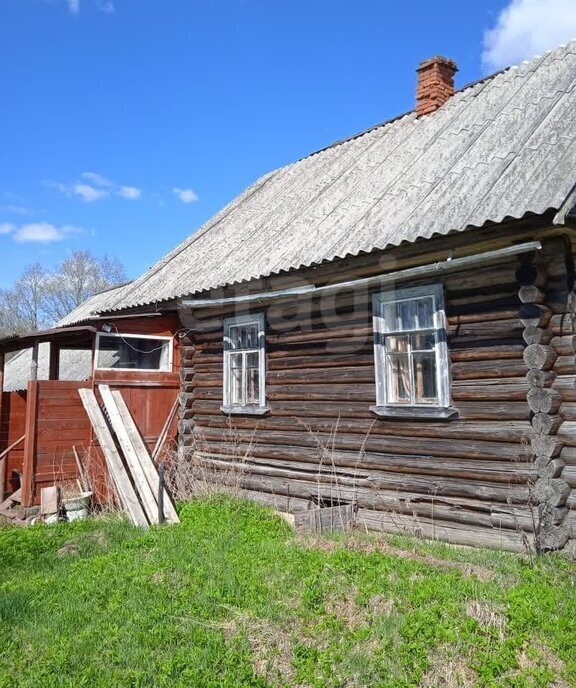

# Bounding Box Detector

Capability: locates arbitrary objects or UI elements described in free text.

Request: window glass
[224,316,265,408]
[374,286,448,407]
[96,335,171,371]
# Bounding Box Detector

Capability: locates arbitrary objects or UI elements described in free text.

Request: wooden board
[106,388,179,524]
[99,385,160,525]
[78,388,148,528]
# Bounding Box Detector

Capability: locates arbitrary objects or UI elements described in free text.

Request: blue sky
[1,0,575,288]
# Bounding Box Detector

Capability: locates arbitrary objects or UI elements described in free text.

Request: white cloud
[0,222,15,235]
[96,0,115,12]
[0,205,33,216]
[12,221,81,244]
[117,185,141,200]
[81,171,112,187]
[47,174,142,202]
[73,183,109,202]
[173,187,199,204]
[482,0,576,71]
[67,0,80,14]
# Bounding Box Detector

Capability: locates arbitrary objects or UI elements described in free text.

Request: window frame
[222,312,268,414]
[372,284,455,418]
[94,331,173,373]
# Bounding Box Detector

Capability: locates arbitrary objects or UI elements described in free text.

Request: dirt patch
[298,534,494,581]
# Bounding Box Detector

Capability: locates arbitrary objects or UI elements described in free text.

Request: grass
[0,496,574,688]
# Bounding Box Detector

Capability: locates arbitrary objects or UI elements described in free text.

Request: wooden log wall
[179,244,565,552]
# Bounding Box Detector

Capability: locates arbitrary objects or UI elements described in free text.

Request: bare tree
[43,251,127,323]
[0,263,49,336]
[0,251,127,336]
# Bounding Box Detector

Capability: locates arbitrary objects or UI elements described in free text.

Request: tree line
[0,250,127,337]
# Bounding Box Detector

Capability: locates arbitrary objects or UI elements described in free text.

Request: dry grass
[419,645,477,688]
[465,600,507,640]
[298,532,495,581]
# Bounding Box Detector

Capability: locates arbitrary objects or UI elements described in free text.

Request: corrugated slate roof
[93,41,576,312]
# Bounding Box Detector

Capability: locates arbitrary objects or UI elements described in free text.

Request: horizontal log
[532,413,563,435]
[519,304,552,329]
[193,425,531,462]
[189,398,530,421]
[196,446,532,486]
[530,435,563,459]
[527,388,562,414]
[553,356,575,376]
[523,344,557,371]
[193,413,532,443]
[355,509,530,552]
[534,457,565,479]
[518,285,545,304]
[526,369,556,388]
[190,451,532,505]
[552,375,576,401]
[534,478,571,507]
[522,326,553,346]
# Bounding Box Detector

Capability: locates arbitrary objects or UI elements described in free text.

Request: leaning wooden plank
[98,386,159,525]
[152,398,179,461]
[109,389,179,524]
[78,388,148,528]
[0,435,26,462]
[72,446,90,492]
[0,486,22,514]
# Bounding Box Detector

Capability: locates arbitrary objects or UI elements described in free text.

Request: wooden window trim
[223,312,266,412]
[372,283,456,418]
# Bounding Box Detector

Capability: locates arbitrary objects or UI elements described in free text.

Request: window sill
[370,405,459,421]
[220,406,271,416]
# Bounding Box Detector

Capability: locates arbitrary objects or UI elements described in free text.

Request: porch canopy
[0,325,96,391]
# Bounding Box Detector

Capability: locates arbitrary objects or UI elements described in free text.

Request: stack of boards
[79,385,179,527]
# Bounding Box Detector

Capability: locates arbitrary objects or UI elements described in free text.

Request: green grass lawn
[0,496,575,688]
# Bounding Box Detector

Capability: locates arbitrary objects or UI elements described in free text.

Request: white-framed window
[223,313,266,410]
[95,332,173,372]
[372,284,451,409]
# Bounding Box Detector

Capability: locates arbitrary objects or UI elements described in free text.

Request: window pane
[411,332,436,351]
[415,297,435,329]
[241,324,259,349]
[385,354,411,404]
[96,335,168,370]
[245,351,259,369]
[398,300,417,331]
[414,353,438,403]
[384,334,409,353]
[231,367,243,405]
[246,367,260,404]
[230,352,243,369]
[229,325,241,350]
[382,302,400,332]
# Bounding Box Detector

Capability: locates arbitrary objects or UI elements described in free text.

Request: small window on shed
[95,333,172,372]
[223,313,266,411]
[372,284,451,411]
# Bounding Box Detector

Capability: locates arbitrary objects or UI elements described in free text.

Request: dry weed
[298,533,494,581]
[419,645,477,688]
[465,600,507,640]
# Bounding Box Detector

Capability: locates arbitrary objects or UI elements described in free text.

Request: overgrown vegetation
[0,497,574,687]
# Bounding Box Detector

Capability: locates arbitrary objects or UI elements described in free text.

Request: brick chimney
[416,56,458,117]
